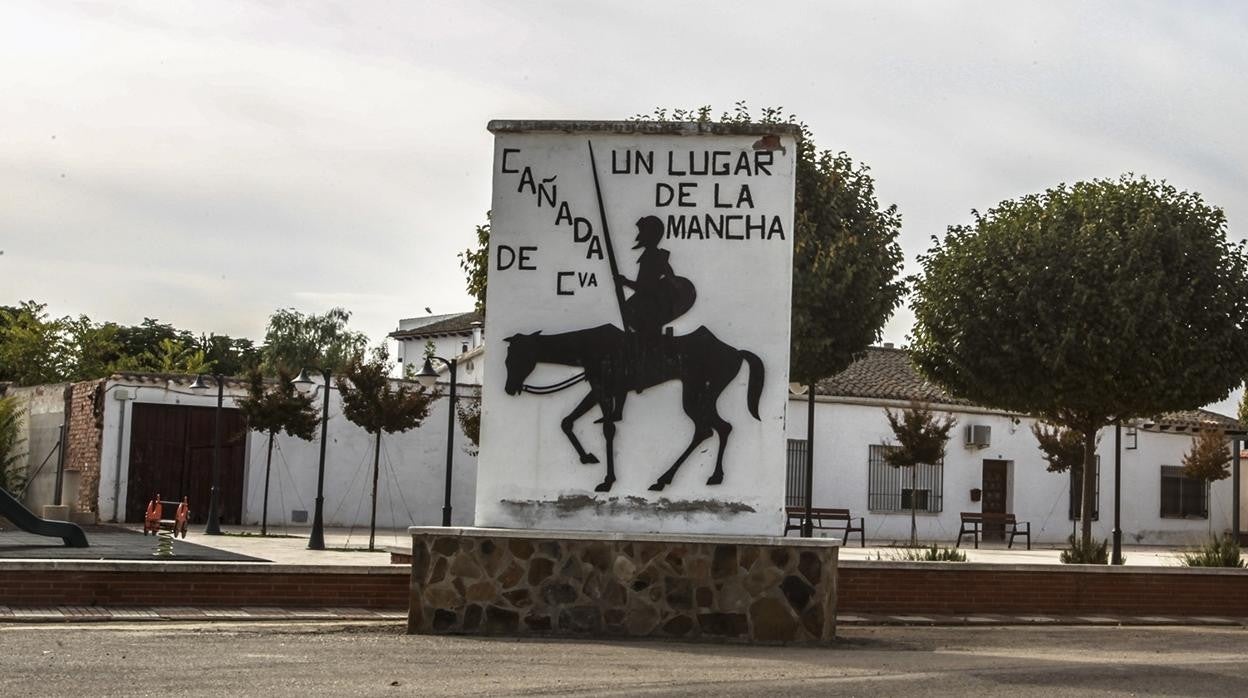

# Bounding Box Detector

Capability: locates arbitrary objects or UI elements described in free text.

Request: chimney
[471,321,484,349]
[883,342,895,349]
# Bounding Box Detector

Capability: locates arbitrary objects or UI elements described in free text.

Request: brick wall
[839,562,1248,616]
[65,380,105,518]
[0,565,408,609]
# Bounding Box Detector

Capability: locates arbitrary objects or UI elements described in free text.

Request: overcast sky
[3,1,1246,411]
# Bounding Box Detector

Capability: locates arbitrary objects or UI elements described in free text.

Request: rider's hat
[633,216,664,249]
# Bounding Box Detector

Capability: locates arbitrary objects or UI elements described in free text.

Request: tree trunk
[261,431,274,537]
[910,465,918,547]
[369,431,381,552]
[1080,425,1098,547]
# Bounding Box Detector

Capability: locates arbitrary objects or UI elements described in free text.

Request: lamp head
[415,357,439,389]
[291,368,315,393]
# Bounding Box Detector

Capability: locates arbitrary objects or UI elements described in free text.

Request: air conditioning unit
[964,424,991,449]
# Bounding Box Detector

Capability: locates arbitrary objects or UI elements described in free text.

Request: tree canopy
[235,367,320,441]
[911,174,1248,545]
[1031,422,1090,474]
[261,307,367,375]
[883,403,956,468]
[335,347,435,436]
[1182,429,1232,483]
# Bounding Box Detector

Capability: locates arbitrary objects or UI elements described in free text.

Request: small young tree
[235,367,319,535]
[884,404,956,546]
[1033,422,1101,540]
[1182,428,1231,533]
[337,347,436,550]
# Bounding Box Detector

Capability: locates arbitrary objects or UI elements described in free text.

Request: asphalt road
[2,621,1246,696]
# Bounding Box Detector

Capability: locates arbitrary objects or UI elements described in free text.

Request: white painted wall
[95,376,478,529]
[476,124,798,535]
[787,396,1236,546]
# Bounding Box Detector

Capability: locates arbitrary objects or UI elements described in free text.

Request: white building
[10,343,1241,545]
[389,311,484,384]
[78,371,477,531]
[787,346,1245,546]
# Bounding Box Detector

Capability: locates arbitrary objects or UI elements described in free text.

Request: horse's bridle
[521,372,587,395]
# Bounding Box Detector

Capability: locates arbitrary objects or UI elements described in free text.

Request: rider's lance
[587,140,629,334]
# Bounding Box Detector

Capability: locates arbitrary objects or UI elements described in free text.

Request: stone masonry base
[407,527,840,644]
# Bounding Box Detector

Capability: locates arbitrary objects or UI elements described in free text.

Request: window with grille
[1069,456,1100,521]
[1160,465,1208,518]
[785,439,808,507]
[867,445,943,513]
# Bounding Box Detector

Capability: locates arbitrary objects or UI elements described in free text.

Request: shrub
[1060,535,1109,564]
[0,396,27,494]
[1181,535,1245,568]
[891,545,967,562]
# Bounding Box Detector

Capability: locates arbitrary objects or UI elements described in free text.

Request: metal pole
[204,376,224,535]
[308,368,331,550]
[442,358,458,527]
[586,141,628,330]
[1233,436,1241,543]
[802,384,815,538]
[53,422,67,507]
[1112,422,1122,565]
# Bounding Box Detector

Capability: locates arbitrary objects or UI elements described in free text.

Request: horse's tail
[740,350,764,420]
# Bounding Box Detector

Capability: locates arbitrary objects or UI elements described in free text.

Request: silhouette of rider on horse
[616,215,696,342]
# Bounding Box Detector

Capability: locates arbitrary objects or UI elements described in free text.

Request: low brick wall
[0,563,408,608]
[838,561,1248,616]
[407,527,840,644]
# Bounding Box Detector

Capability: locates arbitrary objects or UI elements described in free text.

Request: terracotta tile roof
[814,346,1244,432]
[389,311,482,340]
[1143,409,1245,433]
[813,346,974,406]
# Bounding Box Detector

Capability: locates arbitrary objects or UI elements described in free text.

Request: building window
[1069,456,1100,521]
[461,341,470,354]
[1160,465,1208,519]
[785,439,808,507]
[868,445,943,513]
[1125,426,1138,450]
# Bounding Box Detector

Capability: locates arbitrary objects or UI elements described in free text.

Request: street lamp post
[1112,422,1123,565]
[293,367,333,550]
[191,373,226,535]
[415,355,458,527]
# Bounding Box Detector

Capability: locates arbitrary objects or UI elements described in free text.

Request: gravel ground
[2,621,1246,696]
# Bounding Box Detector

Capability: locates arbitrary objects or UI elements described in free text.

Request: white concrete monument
[476,120,798,535]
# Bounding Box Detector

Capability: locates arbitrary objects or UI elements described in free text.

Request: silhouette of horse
[503,324,763,492]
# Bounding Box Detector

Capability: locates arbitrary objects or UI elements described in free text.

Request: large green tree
[0,302,66,385]
[336,347,436,550]
[260,307,367,375]
[911,175,1248,547]
[458,216,490,316]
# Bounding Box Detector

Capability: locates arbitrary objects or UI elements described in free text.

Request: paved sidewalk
[0,605,405,623]
[2,605,1245,627]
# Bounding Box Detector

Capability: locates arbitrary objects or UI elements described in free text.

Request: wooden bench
[956,512,1030,550]
[783,506,865,546]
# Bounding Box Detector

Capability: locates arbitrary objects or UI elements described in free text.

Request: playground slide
[0,487,89,547]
